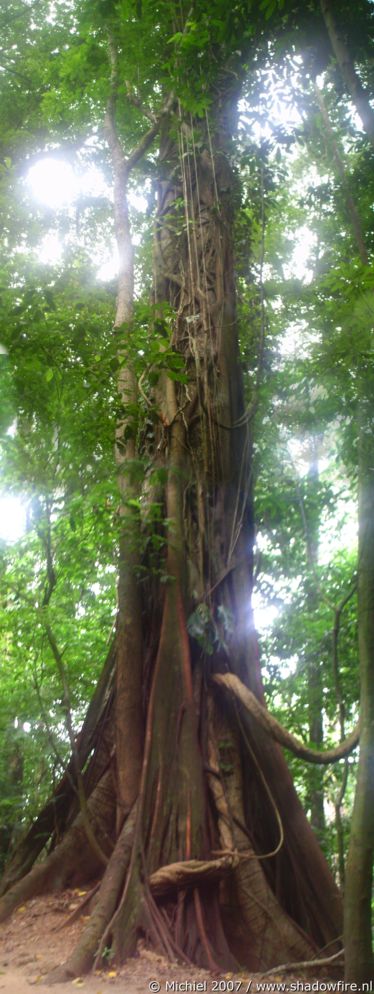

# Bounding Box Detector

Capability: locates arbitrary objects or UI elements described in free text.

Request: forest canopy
[0,0,373,986]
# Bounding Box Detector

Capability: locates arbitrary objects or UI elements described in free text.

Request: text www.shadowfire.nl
[148,982,373,993]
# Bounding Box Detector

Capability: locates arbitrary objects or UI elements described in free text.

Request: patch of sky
[0,495,27,543]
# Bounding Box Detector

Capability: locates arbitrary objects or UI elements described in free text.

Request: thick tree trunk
[0,82,343,979]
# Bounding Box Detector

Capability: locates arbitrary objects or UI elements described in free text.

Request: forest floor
[0,890,340,993]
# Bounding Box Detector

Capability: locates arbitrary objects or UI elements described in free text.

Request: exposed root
[193,888,221,974]
[210,697,316,970]
[149,855,237,896]
[54,882,101,930]
[260,948,344,977]
[47,805,137,983]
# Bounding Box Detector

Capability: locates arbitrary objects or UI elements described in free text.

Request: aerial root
[214,673,359,764]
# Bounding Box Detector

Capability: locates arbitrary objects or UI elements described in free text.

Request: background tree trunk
[344,390,374,984]
[320,0,374,145]
[305,439,325,839]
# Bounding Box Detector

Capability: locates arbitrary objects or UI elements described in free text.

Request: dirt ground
[0,890,340,993]
[0,889,209,993]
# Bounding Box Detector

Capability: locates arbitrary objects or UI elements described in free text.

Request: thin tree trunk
[313,85,374,982]
[305,439,325,837]
[344,394,374,983]
[104,36,145,828]
[332,585,356,889]
[314,84,369,267]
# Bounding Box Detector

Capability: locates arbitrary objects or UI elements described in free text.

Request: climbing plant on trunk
[6,0,374,981]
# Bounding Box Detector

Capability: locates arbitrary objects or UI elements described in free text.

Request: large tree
[1,0,372,982]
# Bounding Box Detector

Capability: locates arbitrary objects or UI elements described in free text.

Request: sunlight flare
[27,158,79,208]
[0,496,27,542]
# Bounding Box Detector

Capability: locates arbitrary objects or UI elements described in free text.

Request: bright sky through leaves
[27,158,79,208]
[0,496,26,542]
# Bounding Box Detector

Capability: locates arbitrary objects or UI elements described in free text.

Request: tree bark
[104,38,144,829]
[314,83,369,267]
[312,88,374,983]
[320,0,374,145]
[305,441,325,836]
[344,393,374,984]
[0,62,344,981]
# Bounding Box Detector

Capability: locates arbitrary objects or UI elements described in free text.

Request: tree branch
[105,32,174,181]
[124,80,157,122]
